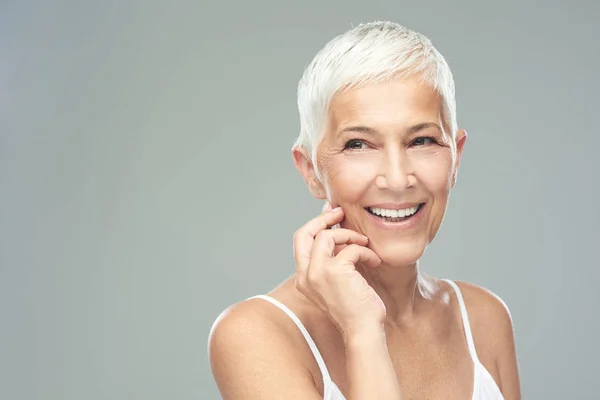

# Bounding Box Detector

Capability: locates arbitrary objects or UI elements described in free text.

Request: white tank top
[248,279,504,400]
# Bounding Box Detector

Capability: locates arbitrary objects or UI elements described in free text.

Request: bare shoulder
[452,280,522,399]
[453,280,514,336]
[208,297,322,400]
[208,298,290,357]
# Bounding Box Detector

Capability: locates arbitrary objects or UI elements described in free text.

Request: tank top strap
[441,279,481,364]
[247,295,333,382]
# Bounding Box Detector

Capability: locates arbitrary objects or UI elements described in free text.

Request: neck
[357,260,430,327]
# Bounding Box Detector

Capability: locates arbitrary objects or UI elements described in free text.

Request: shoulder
[452,280,514,333]
[453,280,514,337]
[208,296,322,399]
[452,281,522,397]
[209,297,287,348]
[208,297,297,372]
[451,281,520,381]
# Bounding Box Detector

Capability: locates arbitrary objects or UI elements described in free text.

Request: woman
[209,21,521,399]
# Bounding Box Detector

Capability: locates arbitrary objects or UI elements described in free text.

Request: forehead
[327,77,444,131]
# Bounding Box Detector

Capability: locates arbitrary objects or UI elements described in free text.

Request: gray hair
[294,21,457,182]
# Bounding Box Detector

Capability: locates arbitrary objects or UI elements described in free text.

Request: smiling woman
[312,78,461,268]
[208,21,521,400]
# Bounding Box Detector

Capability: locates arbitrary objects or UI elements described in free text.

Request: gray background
[1,0,598,399]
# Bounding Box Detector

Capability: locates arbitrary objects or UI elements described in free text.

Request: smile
[365,203,425,222]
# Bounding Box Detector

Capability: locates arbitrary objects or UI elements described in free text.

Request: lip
[365,202,423,210]
[365,202,426,230]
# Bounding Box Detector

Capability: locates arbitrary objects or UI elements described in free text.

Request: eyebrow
[336,122,443,137]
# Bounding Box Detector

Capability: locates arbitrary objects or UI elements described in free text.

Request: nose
[375,148,415,191]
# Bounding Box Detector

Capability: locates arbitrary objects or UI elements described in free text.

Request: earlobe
[310,182,327,200]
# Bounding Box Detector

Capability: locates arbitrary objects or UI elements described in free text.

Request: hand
[293,202,386,338]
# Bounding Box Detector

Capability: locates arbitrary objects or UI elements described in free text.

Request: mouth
[365,203,425,223]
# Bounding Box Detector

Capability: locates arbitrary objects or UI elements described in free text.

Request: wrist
[343,323,386,347]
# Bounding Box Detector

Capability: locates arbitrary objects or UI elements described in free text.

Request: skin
[208,76,522,399]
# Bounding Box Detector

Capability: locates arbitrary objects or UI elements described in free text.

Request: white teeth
[369,205,420,218]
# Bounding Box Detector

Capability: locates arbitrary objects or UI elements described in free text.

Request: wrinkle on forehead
[327,78,446,139]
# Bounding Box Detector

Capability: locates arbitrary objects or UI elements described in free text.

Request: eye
[411,136,436,146]
[343,139,368,150]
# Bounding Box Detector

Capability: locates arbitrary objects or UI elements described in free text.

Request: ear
[292,146,326,200]
[451,129,468,188]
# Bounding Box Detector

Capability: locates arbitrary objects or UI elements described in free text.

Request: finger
[336,244,382,268]
[311,229,369,262]
[293,207,344,273]
[301,207,344,238]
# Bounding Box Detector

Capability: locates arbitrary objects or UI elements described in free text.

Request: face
[294,76,467,267]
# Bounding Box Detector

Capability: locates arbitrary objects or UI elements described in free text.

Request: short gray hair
[294,21,457,181]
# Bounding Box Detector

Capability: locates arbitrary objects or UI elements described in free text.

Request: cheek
[325,154,379,200]
[411,149,454,190]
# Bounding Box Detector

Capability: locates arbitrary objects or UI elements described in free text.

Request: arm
[345,326,402,400]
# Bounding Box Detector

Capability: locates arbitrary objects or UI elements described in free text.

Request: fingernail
[331,206,342,212]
